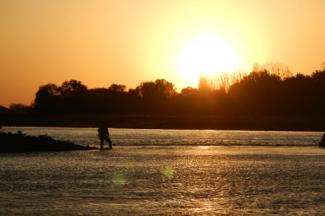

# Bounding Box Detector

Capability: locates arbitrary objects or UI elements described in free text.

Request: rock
[0,131,96,153]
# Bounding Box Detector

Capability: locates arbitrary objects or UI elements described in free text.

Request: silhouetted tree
[253,62,292,79]
[138,79,176,113]
[107,84,128,113]
[311,70,325,81]
[59,80,87,112]
[60,80,87,96]
[281,73,325,115]
[321,62,325,71]
[85,88,111,113]
[29,70,325,119]
[108,84,126,93]
[0,105,8,114]
[34,83,61,113]
[9,103,31,114]
[228,70,282,115]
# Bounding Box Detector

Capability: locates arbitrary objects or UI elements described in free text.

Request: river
[0,127,325,215]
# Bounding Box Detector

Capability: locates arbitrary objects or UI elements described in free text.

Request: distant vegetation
[28,69,325,116]
[1,68,325,130]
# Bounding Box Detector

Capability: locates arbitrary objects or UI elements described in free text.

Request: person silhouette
[320,134,325,146]
[97,123,112,150]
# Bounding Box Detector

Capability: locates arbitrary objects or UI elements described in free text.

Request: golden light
[177,33,240,86]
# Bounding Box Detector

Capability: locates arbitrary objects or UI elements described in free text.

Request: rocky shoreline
[0,131,96,153]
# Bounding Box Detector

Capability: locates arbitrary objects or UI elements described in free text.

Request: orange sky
[0,0,324,106]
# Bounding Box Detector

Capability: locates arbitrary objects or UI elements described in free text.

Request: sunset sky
[0,0,324,106]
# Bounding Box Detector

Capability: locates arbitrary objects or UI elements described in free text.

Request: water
[1,127,325,215]
[2,127,324,147]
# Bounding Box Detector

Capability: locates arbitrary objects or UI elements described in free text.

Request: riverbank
[1,113,325,131]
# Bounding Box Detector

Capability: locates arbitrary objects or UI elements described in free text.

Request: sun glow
[177,34,240,87]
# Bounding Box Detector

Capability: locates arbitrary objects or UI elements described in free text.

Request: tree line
[3,69,325,117]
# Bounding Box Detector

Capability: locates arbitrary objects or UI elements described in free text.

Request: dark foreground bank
[0,131,95,153]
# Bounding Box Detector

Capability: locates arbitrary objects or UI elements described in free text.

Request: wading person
[320,134,325,147]
[97,123,112,150]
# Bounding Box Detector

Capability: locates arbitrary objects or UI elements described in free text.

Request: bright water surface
[2,127,324,147]
[1,127,325,215]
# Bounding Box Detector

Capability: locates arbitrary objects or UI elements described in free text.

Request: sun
[177,33,239,87]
